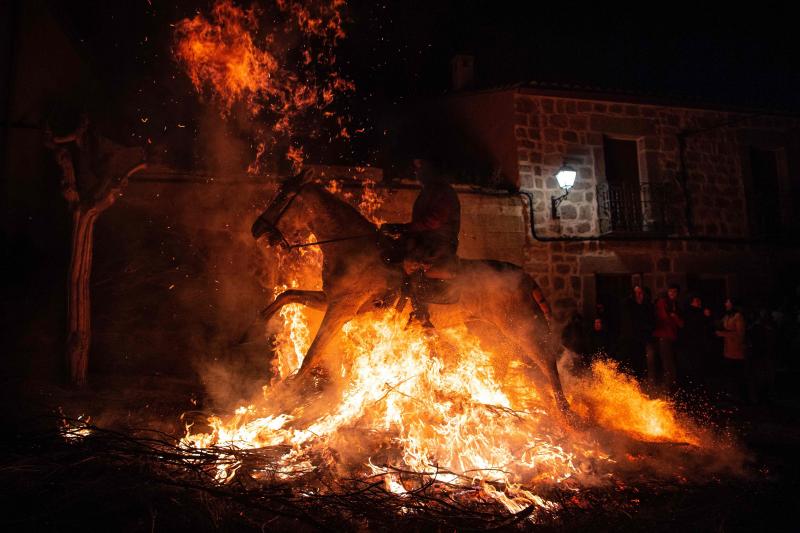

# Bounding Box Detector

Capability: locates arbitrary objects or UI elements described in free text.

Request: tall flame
[268,236,323,380]
[174,0,354,172]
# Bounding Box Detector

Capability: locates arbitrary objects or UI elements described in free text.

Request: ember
[174,0,353,172]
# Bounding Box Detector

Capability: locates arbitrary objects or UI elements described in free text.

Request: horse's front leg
[297,297,363,377]
[261,289,328,323]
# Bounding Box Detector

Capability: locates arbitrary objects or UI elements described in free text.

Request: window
[603,137,641,186]
[598,136,670,234]
[598,137,644,233]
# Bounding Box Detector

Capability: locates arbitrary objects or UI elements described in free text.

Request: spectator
[679,294,714,390]
[619,284,655,378]
[588,317,610,357]
[653,283,684,392]
[716,297,754,403]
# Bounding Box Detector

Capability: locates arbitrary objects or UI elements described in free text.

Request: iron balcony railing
[596,181,673,234]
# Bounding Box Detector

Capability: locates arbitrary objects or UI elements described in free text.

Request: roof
[446,80,800,117]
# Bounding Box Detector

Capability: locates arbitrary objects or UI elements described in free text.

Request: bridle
[254,181,374,250]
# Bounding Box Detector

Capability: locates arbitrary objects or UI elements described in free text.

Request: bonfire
[50,1,741,529]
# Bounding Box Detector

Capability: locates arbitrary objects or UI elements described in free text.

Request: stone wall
[506,92,800,321]
[513,93,800,239]
[375,185,526,265]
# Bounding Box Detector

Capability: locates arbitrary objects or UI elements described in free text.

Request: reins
[287,233,375,250]
[260,180,377,250]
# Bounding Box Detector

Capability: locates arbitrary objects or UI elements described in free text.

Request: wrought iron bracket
[551,189,570,219]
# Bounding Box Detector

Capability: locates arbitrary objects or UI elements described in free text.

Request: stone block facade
[514,92,799,239]
[422,88,800,323]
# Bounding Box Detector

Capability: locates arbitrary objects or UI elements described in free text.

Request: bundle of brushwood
[0,416,771,532]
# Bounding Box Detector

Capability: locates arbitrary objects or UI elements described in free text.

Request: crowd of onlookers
[561,283,800,404]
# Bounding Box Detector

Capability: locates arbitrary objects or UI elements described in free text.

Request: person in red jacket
[381,159,461,325]
[652,283,684,391]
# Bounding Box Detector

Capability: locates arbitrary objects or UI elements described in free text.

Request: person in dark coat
[679,294,714,390]
[619,284,655,379]
[588,317,611,356]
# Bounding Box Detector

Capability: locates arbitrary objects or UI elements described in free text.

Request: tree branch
[95,162,147,212]
[44,126,80,210]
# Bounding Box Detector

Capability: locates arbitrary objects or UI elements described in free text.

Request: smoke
[86,0,358,412]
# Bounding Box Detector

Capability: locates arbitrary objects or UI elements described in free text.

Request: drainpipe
[351,181,783,245]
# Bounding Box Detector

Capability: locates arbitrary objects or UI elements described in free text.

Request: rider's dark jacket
[407,181,461,261]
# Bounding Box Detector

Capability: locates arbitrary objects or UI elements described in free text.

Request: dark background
[32,0,800,164]
[1,5,799,530]
[2,0,799,384]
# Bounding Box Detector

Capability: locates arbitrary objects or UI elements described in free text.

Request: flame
[565,359,701,446]
[318,171,386,224]
[183,298,710,518]
[272,297,312,380]
[174,0,353,172]
[59,411,92,442]
[357,176,386,225]
[174,1,277,114]
[268,236,323,381]
[185,310,611,515]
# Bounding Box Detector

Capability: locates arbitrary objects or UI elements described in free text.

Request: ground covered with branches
[1,406,798,532]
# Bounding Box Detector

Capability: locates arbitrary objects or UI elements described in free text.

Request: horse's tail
[529,281,553,328]
[531,283,552,322]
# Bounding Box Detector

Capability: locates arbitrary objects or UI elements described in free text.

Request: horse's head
[251,168,316,247]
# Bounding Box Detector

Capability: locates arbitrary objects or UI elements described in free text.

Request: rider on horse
[381,159,461,326]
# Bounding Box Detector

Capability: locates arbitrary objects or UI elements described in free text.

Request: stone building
[406,76,800,323]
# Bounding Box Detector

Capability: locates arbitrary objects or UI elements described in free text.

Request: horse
[251,170,572,417]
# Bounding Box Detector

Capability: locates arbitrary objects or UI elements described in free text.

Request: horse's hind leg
[496,317,572,417]
[261,290,328,322]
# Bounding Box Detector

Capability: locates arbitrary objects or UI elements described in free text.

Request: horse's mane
[306,182,378,233]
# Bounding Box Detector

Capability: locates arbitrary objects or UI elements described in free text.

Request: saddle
[407,269,461,305]
[379,227,461,315]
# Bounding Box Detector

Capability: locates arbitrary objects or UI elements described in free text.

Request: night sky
[49,1,800,165]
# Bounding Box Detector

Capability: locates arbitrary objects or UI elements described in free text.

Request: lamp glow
[555,166,576,190]
[551,163,577,219]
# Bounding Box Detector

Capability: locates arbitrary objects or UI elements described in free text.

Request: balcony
[596,181,673,235]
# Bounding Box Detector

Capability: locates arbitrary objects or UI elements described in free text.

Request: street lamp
[551,163,576,219]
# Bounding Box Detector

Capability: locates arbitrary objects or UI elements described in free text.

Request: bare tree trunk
[66,207,98,385]
[46,117,145,385]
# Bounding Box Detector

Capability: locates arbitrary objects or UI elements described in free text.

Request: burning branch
[45,116,146,385]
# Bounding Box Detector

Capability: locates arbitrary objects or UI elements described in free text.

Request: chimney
[450,54,475,91]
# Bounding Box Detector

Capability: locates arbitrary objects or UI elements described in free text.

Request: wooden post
[46,117,146,385]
